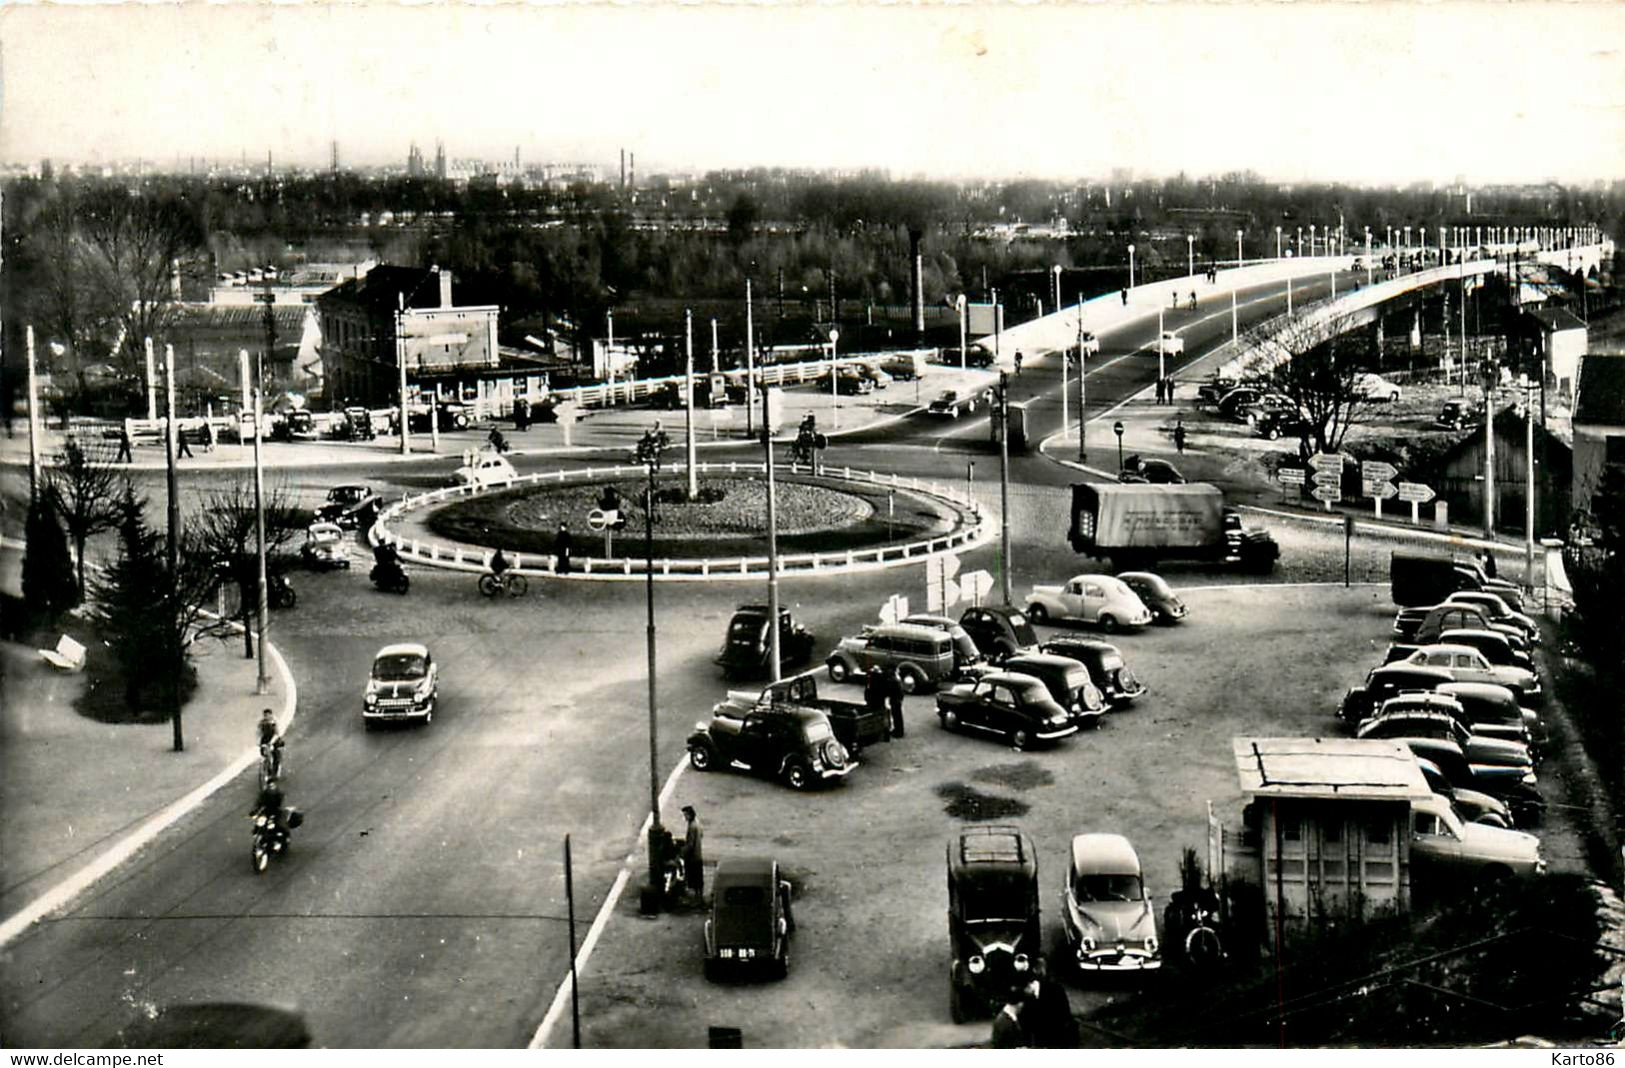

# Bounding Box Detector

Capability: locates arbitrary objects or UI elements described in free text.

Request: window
[1414,813,1442,836]
[1366,820,1391,845]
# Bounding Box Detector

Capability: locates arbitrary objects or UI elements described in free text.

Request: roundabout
[371,460,993,580]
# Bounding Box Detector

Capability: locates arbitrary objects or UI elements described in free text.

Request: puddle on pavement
[969,761,1054,791]
[935,782,1029,821]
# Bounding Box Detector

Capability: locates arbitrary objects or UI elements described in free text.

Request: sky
[2,2,1623,186]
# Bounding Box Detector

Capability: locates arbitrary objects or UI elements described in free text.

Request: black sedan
[1116,572,1187,625]
[1039,638,1147,705]
[936,672,1077,749]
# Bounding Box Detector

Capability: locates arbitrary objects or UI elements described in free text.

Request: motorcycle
[1163,886,1227,972]
[250,805,302,874]
[268,573,296,610]
[370,560,410,594]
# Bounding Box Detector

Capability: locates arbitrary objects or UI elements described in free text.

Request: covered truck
[1067,482,1278,572]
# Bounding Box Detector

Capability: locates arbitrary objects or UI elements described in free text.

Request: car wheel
[1263,425,1280,440]
[689,743,716,771]
[784,762,810,791]
[1099,614,1119,634]
[898,667,924,695]
[1244,412,1258,427]
[827,659,850,683]
[941,709,959,731]
[1010,729,1030,751]
[1027,603,1049,625]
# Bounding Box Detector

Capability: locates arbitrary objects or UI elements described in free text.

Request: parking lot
[549,580,1580,1048]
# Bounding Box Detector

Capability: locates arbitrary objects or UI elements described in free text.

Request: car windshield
[721,885,767,909]
[728,617,766,640]
[372,654,426,681]
[802,721,832,744]
[959,876,1032,923]
[1073,872,1144,902]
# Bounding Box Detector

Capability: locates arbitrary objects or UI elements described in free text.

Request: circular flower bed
[503,477,873,539]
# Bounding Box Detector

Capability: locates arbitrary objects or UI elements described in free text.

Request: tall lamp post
[957,295,968,370]
[1235,230,1243,268]
[1076,295,1087,462]
[1286,250,1294,314]
[634,427,668,908]
[1276,226,1283,260]
[760,385,783,682]
[829,328,840,426]
[1127,244,1135,290]
[1052,265,1063,313]
[1186,235,1194,278]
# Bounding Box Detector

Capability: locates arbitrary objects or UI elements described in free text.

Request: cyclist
[489,547,511,588]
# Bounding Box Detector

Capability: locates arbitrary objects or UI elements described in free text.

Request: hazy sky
[3,2,1623,185]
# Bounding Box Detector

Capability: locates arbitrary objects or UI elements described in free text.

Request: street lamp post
[1310,224,1316,258]
[1127,245,1135,289]
[1157,306,1166,383]
[745,278,755,437]
[684,310,697,499]
[1276,226,1283,260]
[1052,265,1062,313]
[634,429,666,909]
[997,373,1012,606]
[1286,251,1294,314]
[829,328,840,426]
[1235,230,1243,268]
[1187,235,1194,278]
[1365,228,1373,284]
[1231,287,1238,343]
[957,295,967,370]
[1076,295,1087,462]
[760,386,783,682]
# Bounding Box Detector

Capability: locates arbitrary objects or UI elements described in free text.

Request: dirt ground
[550,582,1586,1049]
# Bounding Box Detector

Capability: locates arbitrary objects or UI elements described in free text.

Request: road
[0,270,1360,1047]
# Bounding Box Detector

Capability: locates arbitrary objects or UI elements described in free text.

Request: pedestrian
[989,992,1029,1048]
[1154,377,1165,404]
[514,401,530,432]
[199,420,214,452]
[1023,964,1079,1048]
[175,422,193,459]
[115,425,133,463]
[1165,378,1177,404]
[1120,288,1128,306]
[1013,350,1023,377]
[554,522,573,575]
[681,804,705,898]
[64,436,84,469]
[864,665,887,713]
[884,664,906,738]
[1173,419,1187,455]
[1480,550,1498,579]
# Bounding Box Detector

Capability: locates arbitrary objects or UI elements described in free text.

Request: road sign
[586,508,610,531]
[961,569,994,604]
[1363,479,1398,500]
[1310,484,1343,503]
[927,553,963,612]
[1396,481,1436,503]
[1361,460,1398,482]
[879,594,911,625]
[1277,467,1307,487]
[1309,452,1346,472]
[1312,468,1343,488]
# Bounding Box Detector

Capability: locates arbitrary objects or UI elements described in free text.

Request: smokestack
[629,152,635,190]
[620,149,626,189]
[909,228,925,340]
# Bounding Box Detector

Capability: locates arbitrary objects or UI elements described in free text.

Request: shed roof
[1525,307,1588,333]
[1574,356,1625,427]
[1232,737,1431,802]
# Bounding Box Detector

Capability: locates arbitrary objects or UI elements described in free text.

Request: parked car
[1390,551,1525,611]
[1196,375,1240,407]
[1116,572,1187,624]
[1040,638,1147,705]
[685,705,854,790]
[1215,387,1277,421]
[710,672,891,756]
[1338,662,1458,725]
[1117,457,1187,485]
[825,622,958,693]
[958,605,1040,660]
[450,452,518,489]
[1416,757,1516,829]
[857,363,893,390]
[363,643,438,729]
[703,857,794,981]
[820,370,873,396]
[1001,653,1107,728]
[1353,372,1402,402]
[1392,601,1528,651]
[716,605,816,679]
[964,343,997,368]
[1400,644,1541,706]
[1156,331,1184,356]
[1444,591,1540,645]
[1436,681,1545,755]
[1253,408,1309,441]
[1435,400,1476,431]
[900,614,986,673]
[1233,395,1301,428]
[1024,574,1152,633]
[884,353,925,381]
[1355,705,1533,770]
[927,390,963,417]
[1409,795,1545,883]
[936,672,1077,749]
[1061,833,1161,973]
[314,484,381,530]
[1437,627,1532,671]
[1401,736,1544,826]
[947,826,1041,1023]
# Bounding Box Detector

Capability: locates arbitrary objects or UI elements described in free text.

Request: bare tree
[189,478,306,657]
[1240,310,1375,456]
[45,443,128,597]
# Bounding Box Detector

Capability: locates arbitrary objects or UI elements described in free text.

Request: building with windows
[1572,354,1625,511]
[316,265,499,408]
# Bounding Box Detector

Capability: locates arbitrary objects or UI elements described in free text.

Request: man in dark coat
[555,522,573,574]
[681,805,704,898]
[989,993,1029,1048]
[883,664,906,738]
[864,666,887,713]
[1022,965,1079,1047]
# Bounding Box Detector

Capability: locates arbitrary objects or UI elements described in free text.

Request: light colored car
[1402,644,1540,704]
[1156,331,1184,356]
[1444,591,1540,645]
[927,390,962,417]
[1024,574,1152,633]
[1077,332,1101,358]
[1409,795,1544,881]
[363,642,438,727]
[451,452,519,489]
[1061,833,1161,972]
[1354,372,1402,402]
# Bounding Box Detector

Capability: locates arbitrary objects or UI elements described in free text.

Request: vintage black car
[1039,638,1147,705]
[712,672,891,756]
[1117,457,1186,485]
[686,705,853,790]
[704,856,794,981]
[947,826,1041,1023]
[1001,653,1106,729]
[715,605,816,679]
[1116,572,1188,625]
[957,605,1039,661]
[1336,662,1456,725]
[935,672,1076,750]
[314,484,382,530]
[1435,400,1475,431]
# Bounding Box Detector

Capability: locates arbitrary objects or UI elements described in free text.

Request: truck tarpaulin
[1072,483,1227,549]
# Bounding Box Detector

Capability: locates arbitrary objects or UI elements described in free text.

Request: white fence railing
[369,460,991,581]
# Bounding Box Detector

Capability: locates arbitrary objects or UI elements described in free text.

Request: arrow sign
[1363,479,1398,500]
[943,578,962,606]
[960,570,994,604]
[1361,460,1398,482]
[1277,467,1307,486]
[1396,481,1436,503]
[1312,469,1344,488]
[1310,484,1343,503]
[1309,452,1346,472]
[879,594,912,625]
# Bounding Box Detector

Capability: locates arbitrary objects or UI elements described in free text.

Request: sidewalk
[0,367,999,475]
[0,628,293,935]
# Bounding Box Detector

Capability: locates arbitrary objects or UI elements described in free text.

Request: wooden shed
[1213,738,1432,939]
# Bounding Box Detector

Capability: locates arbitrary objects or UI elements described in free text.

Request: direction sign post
[960,569,994,606]
[1277,466,1306,501]
[927,553,962,613]
[1310,483,1342,509]
[1309,452,1346,473]
[1396,481,1436,526]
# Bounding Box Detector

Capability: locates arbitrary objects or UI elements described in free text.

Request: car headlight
[1146,935,1159,955]
[1082,937,1097,952]
[967,955,986,975]
[1013,954,1030,972]
[364,691,378,706]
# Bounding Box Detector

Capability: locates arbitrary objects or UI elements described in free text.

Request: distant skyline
[4,3,1624,186]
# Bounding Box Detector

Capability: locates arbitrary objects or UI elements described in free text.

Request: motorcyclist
[371,540,406,586]
[252,780,291,844]
[487,427,510,454]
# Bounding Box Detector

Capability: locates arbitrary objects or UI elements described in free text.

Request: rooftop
[1574,355,1625,427]
[1232,737,1431,802]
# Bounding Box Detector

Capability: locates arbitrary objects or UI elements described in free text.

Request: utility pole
[684,310,697,499]
[762,384,782,682]
[396,297,411,456]
[25,326,41,503]
[253,372,271,695]
[998,372,1012,606]
[164,343,184,753]
[1524,383,1535,592]
[635,429,665,909]
[745,278,755,438]
[1483,361,1496,539]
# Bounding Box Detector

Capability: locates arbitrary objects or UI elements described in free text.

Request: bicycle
[478,571,529,598]
[258,739,285,791]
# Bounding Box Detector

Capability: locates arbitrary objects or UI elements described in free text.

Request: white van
[451,452,518,489]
